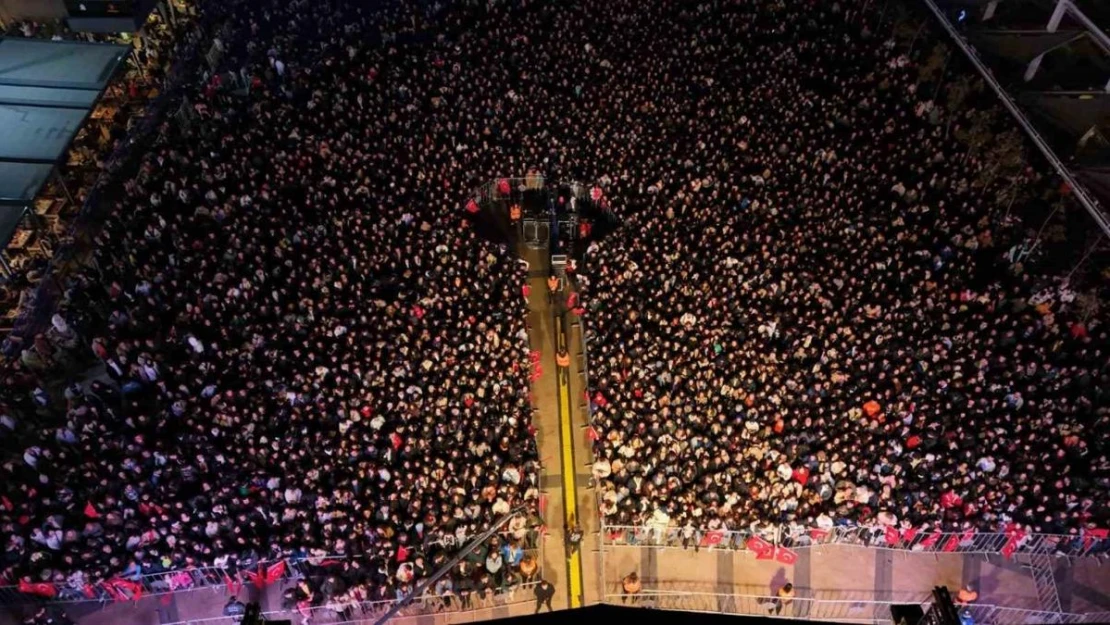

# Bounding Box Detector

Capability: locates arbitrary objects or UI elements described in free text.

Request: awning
[0,37,130,249]
[0,38,128,90]
[0,163,55,206]
[0,206,29,254]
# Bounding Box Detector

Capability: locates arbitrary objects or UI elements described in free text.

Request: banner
[775,547,798,565]
[264,560,286,585]
[919,531,942,549]
[884,526,900,546]
[18,580,57,598]
[745,535,774,557]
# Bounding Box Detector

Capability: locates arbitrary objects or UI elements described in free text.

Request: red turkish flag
[108,579,143,602]
[919,531,942,549]
[702,530,724,547]
[224,573,243,596]
[102,582,125,602]
[1001,535,1019,560]
[901,527,918,543]
[775,547,798,566]
[755,548,775,560]
[245,566,265,589]
[942,536,960,552]
[264,561,287,585]
[940,491,962,509]
[1082,528,1108,551]
[884,526,900,546]
[465,199,479,214]
[18,580,57,598]
[809,528,829,541]
[745,536,774,556]
[84,502,100,519]
[497,179,511,195]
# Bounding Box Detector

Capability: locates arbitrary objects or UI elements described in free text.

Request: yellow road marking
[556,316,583,608]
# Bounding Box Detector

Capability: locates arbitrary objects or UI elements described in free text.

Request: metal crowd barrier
[120,582,540,625]
[606,590,923,624]
[471,175,546,205]
[0,526,543,606]
[965,605,1110,625]
[604,591,1110,625]
[599,524,1110,558]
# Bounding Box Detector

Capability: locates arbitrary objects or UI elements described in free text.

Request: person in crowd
[575,0,1110,545]
[956,584,979,606]
[223,597,247,621]
[534,578,556,613]
[0,0,549,610]
[775,583,796,616]
[0,0,1107,618]
[622,572,642,604]
[566,519,584,557]
[547,275,561,305]
[556,348,572,385]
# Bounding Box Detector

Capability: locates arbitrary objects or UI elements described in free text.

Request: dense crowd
[1,0,1108,617]
[577,0,1110,540]
[2,0,545,609]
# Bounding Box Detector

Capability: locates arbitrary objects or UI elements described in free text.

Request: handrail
[604,591,1110,625]
[599,523,1110,558]
[134,582,540,625]
[374,506,527,625]
[0,528,543,605]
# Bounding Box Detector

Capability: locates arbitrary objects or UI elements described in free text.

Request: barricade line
[598,524,1110,559]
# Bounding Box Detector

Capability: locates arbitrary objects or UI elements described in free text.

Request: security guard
[956,584,978,605]
[556,348,571,383]
[622,572,642,604]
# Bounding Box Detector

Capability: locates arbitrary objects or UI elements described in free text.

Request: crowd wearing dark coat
[0,0,1108,615]
[2,0,545,608]
[577,1,1110,539]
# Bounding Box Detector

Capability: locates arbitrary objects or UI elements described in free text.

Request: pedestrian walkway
[520,245,601,610]
[599,541,1110,616]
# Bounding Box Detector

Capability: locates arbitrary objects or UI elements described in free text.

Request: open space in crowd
[0,0,1108,619]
